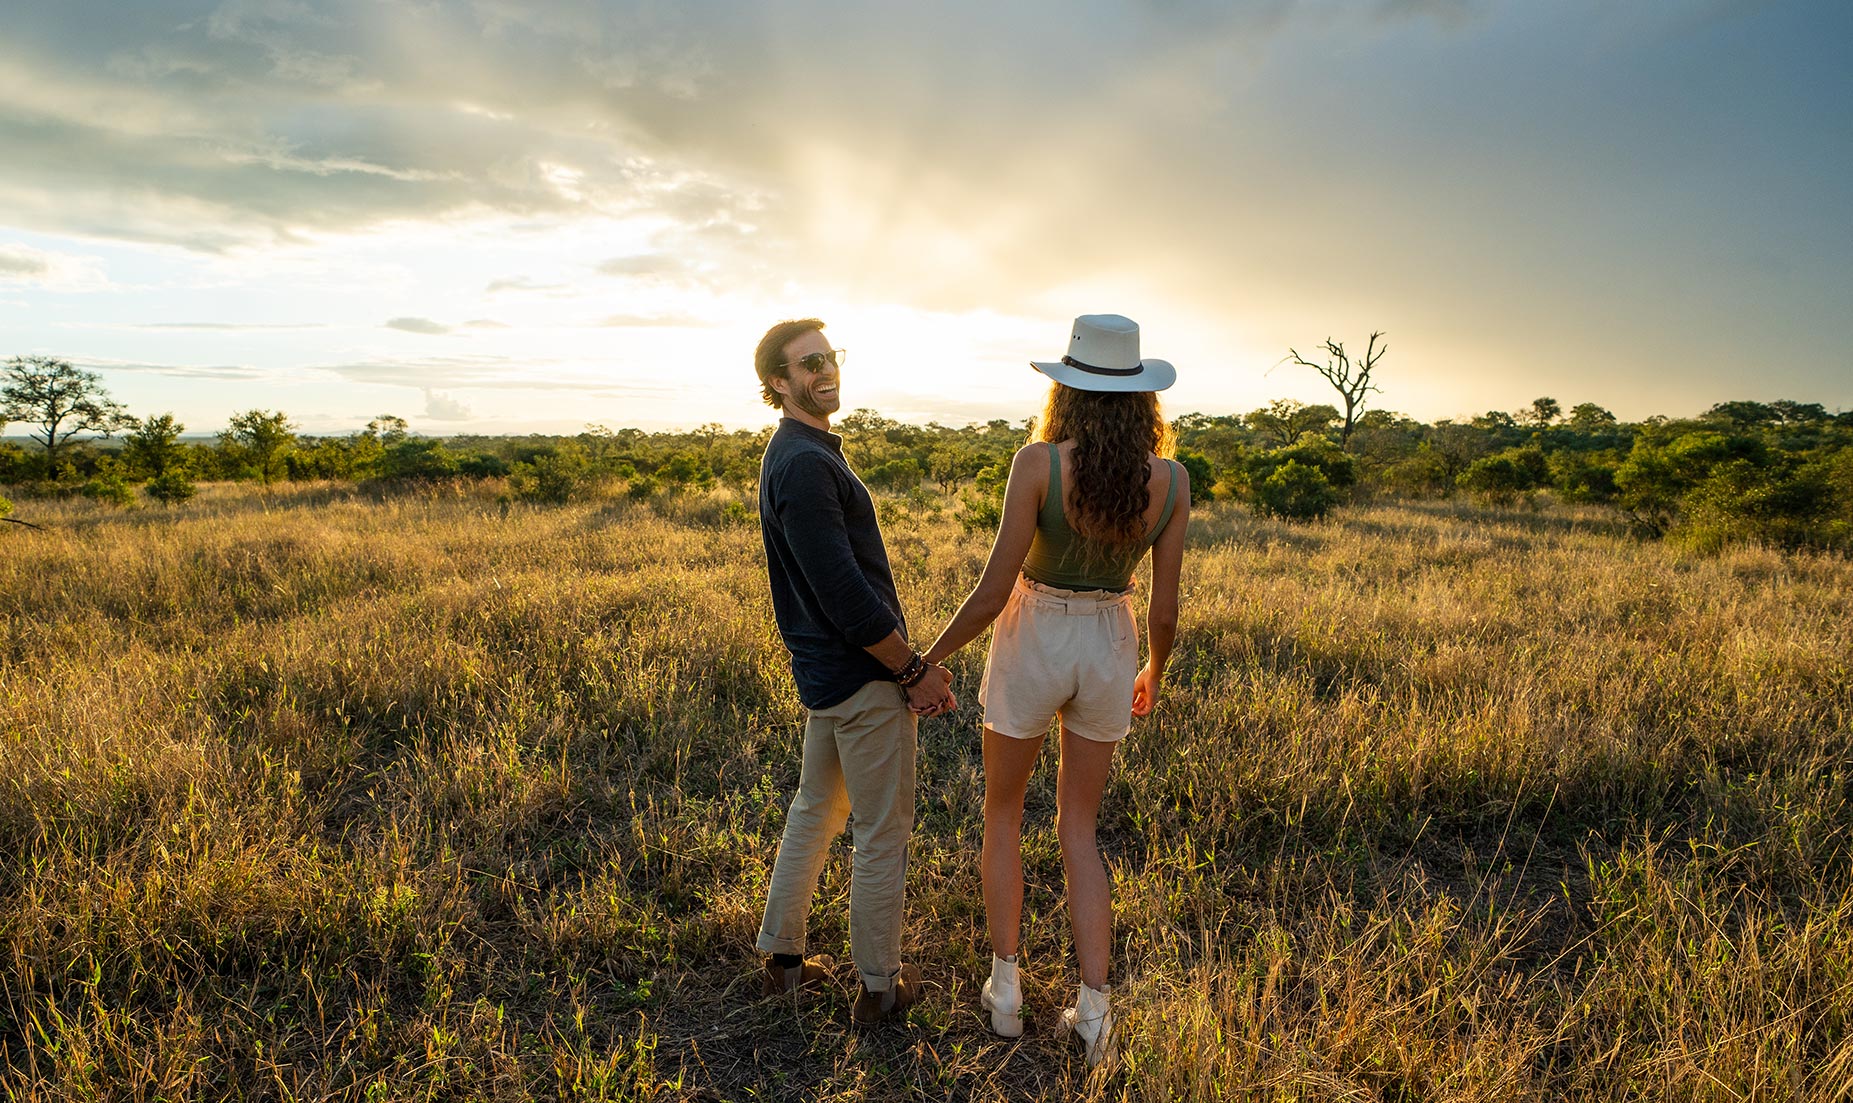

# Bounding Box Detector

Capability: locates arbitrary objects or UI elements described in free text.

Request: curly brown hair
[1034,382,1174,553]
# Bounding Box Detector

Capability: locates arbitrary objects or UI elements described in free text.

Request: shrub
[656,452,715,491]
[78,471,136,508]
[1252,459,1339,520]
[0,442,32,483]
[957,459,1010,533]
[1549,449,1620,504]
[455,452,511,479]
[509,443,593,503]
[1175,449,1215,501]
[1246,433,1358,490]
[145,470,198,504]
[1616,432,1773,538]
[1244,433,1355,518]
[626,475,659,500]
[1378,445,1453,498]
[1677,457,1840,553]
[1457,447,1548,506]
[377,438,459,482]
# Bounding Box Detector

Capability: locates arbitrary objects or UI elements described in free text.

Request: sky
[1,0,1849,436]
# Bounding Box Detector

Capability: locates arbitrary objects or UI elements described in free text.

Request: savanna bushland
[3,469,1851,1101]
[4,362,1853,1099]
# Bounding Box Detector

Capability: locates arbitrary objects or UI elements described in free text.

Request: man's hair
[755,318,826,409]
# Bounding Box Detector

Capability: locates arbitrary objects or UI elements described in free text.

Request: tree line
[4,354,1850,552]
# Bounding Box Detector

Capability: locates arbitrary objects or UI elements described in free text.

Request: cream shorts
[979,575,1139,744]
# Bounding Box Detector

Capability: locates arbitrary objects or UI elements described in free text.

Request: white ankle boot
[980,954,1024,1037]
[1061,982,1113,1066]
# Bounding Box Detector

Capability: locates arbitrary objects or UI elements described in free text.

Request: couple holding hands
[751,313,1189,1066]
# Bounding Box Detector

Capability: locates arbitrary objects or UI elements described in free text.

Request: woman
[923,314,1188,1065]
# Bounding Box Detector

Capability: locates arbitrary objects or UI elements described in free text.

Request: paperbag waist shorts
[979,575,1139,743]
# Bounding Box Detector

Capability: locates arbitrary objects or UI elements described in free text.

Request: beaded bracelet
[895,651,928,687]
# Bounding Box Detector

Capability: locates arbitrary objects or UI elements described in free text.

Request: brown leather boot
[761,953,836,996]
[850,963,923,1025]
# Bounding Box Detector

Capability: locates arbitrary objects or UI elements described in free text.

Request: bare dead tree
[1284,332,1386,449]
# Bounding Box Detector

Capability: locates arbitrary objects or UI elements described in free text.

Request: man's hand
[905,663,957,717]
[1131,663,1161,717]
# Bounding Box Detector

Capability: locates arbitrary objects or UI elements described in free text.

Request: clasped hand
[904,663,956,717]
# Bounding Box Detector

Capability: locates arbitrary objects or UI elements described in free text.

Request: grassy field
[2,482,1851,1101]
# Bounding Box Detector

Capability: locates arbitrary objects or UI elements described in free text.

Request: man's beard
[791,377,840,419]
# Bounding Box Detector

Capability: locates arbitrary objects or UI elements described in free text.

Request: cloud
[0,247,48,278]
[0,242,110,290]
[462,318,509,329]
[595,254,685,278]
[385,316,451,335]
[597,312,714,328]
[0,2,763,251]
[486,276,569,294]
[79,356,268,381]
[594,252,714,289]
[133,320,323,330]
[310,353,674,396]
[1,0,1846,423]
[422,388,473,421]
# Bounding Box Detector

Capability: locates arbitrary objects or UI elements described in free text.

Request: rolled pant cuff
[858,964,901,993]
[756,930,805,955]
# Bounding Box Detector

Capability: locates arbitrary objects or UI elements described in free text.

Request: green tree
[368,414,410,445]
[1,355,132,473]
[221,409,298,485]
[865,457,924,492]
[927,443,985,493]
[1567,403,1618,433]
[122,413,190,478]
[1523,397,1562,428]
[838,409,900,467]
[1243,399,1339,447]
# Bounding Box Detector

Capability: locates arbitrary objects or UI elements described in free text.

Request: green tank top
[1021,444,1179,592]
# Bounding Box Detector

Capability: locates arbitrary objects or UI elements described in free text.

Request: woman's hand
[905,664,957,716]
[1131,663,1161,717]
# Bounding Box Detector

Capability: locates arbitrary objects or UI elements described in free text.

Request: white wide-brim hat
[1031,313,1176,393]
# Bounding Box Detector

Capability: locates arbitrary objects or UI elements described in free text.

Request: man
[752,317,954,1025]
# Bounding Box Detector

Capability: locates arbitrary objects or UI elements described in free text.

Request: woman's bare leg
[982,726,1045,957]
[1056,727,1119,990]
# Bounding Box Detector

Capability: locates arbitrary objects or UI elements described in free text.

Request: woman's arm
[922,443,1047,666]
[1132,461,1191,716]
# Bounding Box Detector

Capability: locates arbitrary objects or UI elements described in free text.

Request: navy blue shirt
[759,418,905,709]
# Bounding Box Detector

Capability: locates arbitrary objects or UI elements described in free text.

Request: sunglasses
[780,348,847,373]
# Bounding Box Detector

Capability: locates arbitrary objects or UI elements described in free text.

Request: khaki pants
[756,680,917,991]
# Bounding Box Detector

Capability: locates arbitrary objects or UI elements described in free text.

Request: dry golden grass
[2,483,1850,1101]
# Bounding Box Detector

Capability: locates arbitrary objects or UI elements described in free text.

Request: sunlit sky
[2,1,1849,436]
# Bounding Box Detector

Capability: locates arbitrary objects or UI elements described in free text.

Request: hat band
[1061,355,1143,377]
